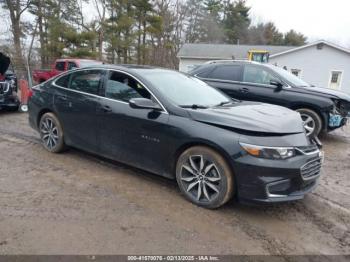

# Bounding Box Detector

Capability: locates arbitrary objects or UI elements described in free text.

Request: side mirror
[270,80,283,91]
[129,98,162,111]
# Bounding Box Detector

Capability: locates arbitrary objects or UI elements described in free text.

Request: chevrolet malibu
[28,65,323,208]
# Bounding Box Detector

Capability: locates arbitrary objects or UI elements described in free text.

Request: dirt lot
[0,111,349,255]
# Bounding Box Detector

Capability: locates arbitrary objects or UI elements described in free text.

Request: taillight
[27,89,33,99]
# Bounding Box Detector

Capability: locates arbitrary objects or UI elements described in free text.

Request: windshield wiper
[180,104,209,109]
[215,101,233,107]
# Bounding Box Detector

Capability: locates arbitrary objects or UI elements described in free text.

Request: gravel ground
[0,111,349,256]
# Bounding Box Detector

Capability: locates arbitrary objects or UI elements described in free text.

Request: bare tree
[2,0,32,78]
[93,0,107,61]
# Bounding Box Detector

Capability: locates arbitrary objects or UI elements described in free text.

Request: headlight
[240,143,295,160]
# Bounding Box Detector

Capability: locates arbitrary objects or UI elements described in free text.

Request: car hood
[187,102,305,134]
[296,86,350,102]
[0,52,11,76]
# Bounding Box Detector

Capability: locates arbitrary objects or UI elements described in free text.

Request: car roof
[81,63,174,73]
[204,60,259,65]
[190,60,275,73]
[55,58,102,63]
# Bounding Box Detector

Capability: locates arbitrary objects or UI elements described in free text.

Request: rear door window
[207,65,243,82]
[69,70,105,95]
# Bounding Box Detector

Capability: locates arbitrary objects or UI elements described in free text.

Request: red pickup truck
[32,58,103,83]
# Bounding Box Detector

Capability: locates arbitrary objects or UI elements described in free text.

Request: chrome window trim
[53,67,169,114]
[196,76,291,89]
[240,81,291,89]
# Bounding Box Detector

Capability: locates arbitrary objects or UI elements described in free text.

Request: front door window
[105,71,151,102]
[243,65,279,86]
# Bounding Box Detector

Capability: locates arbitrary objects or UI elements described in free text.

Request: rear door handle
[101,105,112,113]
[239,88,249,94]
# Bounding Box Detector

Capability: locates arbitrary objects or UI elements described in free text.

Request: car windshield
[136,69,232,108]
[271,66,310,87]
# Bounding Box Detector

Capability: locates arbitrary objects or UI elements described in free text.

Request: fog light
[267,179,291,197]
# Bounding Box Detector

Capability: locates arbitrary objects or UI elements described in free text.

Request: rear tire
[176,146,234,209]
[296,108,322,138]
[39,113,66,153]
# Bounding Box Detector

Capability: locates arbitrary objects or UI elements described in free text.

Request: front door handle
[239,88,249,94]
[58,95,68,101]
[101,105,112,113]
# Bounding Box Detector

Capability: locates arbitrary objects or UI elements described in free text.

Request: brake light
[27,89,33,99]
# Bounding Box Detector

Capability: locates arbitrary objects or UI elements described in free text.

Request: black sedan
[190,61,350,138]
[28,65,323,208]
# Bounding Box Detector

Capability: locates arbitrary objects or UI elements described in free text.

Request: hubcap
[180,155,221,202]
[40,118,59,149]
[300,113,315,136]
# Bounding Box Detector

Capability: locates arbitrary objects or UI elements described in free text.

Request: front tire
[176,146,234,209]
[39,113,66,153]
[19,104,28,112]
[296,108,322,138]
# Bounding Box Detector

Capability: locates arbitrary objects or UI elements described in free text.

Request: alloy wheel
[300,113,315,137]
[180,155,222,202]
[40,117,59,150]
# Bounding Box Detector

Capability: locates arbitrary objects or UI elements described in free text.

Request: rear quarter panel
[28,83,56,130]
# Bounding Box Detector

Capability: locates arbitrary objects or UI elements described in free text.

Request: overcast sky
[247,0,350,47]
[1,0,350,48]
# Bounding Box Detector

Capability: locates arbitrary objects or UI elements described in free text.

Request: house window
[291,69,301,78]
[331,72,340,83]
[329,71,342,89]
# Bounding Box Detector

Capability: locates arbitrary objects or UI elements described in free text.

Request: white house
[269,41,350,93]
[177,40,350,94]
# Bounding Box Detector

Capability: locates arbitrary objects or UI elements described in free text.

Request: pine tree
[284,30,307,46]
[222,0,251,44]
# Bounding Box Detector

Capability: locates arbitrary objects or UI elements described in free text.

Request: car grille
[300,158,322,180]
[0,82,10,95]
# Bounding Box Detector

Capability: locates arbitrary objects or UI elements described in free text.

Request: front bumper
[0,81,20,109]
[233,148,323,204]
[0,94,20,109]
[328,113,348,130]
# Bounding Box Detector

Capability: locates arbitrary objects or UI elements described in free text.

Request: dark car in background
[190,61,350,138]
[0,52,20,111]
[28,65,323,208]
